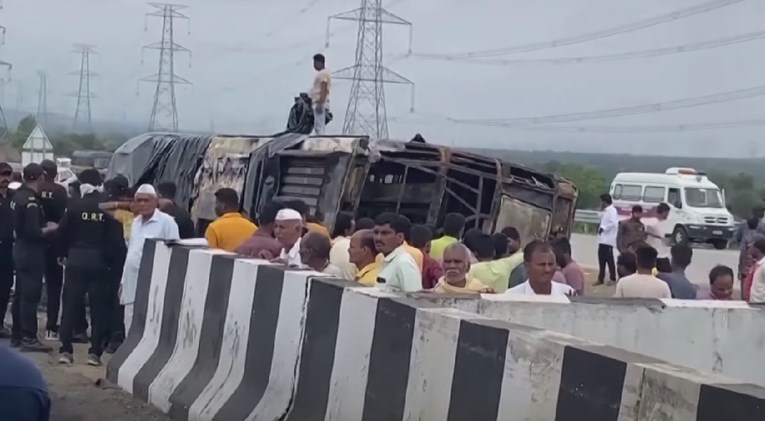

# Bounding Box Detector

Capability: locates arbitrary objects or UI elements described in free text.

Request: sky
[1,0,764,157]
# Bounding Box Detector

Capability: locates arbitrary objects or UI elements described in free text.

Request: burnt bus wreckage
[107,133,578,242]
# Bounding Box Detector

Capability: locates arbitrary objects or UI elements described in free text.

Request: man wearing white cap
[271,208,304,266]
[120,184,179,334]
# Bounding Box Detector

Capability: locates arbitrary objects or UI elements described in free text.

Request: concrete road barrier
[107,240,765,421]
[418,293,765,388]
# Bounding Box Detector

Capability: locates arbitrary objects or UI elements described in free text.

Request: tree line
[536,160,762,218]
[4,115,129,158]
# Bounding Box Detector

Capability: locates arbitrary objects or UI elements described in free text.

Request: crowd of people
[3,158,765,419]
[596,193,763,301]
[2,161,762,368]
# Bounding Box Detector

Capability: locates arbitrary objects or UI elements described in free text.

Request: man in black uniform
[57,169,126,366]
[0,162,15,338]
[12,163,58,351]
[38,159,68,341]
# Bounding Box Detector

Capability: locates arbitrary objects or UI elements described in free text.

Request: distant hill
[466,148,765,182]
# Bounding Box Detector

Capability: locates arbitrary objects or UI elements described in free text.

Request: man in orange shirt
[204,188,257,252]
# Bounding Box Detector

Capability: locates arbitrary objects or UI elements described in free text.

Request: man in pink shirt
[552,237,585,295]
[235,201,284,258]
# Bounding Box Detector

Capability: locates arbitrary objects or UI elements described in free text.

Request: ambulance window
[643,186,665,203]
[612,184,622,198]
[620,184,643,201]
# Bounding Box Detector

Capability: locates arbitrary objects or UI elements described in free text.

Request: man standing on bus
[617,205,647,254]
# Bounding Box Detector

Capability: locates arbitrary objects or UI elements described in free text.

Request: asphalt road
[570,233,739,288]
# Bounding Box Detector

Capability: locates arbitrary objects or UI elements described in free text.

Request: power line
[408,30,765,66]
[452,85,765,125]
[69,44,97,132]
[140,2,192,132]
[260,0,323,38]
[412,0,746,59]
[461,119,765,133]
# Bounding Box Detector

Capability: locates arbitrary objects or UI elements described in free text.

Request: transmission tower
[140,2,191,132]
[327,0,415,140]
[0,3,11,138]
[69,44,97,132]
[36,71,48,128]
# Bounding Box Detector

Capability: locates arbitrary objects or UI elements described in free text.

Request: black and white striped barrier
[107,241,765,421]
[422,294,765,388]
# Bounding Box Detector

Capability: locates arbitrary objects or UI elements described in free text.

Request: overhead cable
[259,0,323,39]
[464,119,765,132]
[413,0,746,59]
[452,85,765,125]
[410,30,765,66]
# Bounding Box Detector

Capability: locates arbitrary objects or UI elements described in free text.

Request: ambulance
[609,167,735,250]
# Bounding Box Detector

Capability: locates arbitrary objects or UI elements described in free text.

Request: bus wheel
[673,226,688,245]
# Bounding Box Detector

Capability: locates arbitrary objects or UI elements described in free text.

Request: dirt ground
[29,349,170,421]
[1,322,170,421]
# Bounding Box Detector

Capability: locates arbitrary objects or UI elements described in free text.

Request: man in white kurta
[120,185,179,334]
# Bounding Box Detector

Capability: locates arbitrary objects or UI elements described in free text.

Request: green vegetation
[5,115,128,157]
[469,148,765,218]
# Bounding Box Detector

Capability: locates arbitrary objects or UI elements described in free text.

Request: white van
[609,167,735,250]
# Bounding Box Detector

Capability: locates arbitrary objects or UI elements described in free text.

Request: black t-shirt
[166,203,195,239]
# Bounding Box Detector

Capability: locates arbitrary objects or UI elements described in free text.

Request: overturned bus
[243,135,577,243]
[108,133,577,243]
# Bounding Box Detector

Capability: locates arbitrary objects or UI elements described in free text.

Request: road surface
[0,337,170,421]
[570,233,739,288]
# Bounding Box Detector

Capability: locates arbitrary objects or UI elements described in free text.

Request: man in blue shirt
[657,243,698,299]
[0,345,51,420]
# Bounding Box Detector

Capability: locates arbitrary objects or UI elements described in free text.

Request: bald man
[348,229,380,286]
[433,243,493,294]
[299,231,343,276]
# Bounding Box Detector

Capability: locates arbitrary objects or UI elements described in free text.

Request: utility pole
[140,2,191,132]
[69,44,97,132]
[0,3,10,138]
[36,71,48,128]
[327,0,415,140]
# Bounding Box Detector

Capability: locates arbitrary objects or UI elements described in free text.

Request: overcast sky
[1,0,763,157]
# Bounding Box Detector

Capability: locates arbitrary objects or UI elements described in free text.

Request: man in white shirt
[645,202,671,250]
[748,238,765,302]
[374,213,421,292]
[310,53,331,135]
[299,231,343,276]
[120,184,180,334]
[271,208,304,267]
[614,244,671,299]
[505,240,574,297]
[596,193,619,285]
[329,212,356,279]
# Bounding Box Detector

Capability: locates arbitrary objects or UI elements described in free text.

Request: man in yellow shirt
[433,243,493,294]
[348,229,379,286]
[469,234,522,293]
[430,213,465,260]
[204,188,257,252]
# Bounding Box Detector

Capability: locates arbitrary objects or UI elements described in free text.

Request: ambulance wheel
[673,226,688,245]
